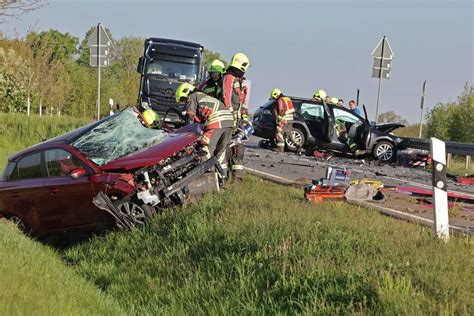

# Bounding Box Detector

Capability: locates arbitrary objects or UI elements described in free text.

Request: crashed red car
[0,108,218,237]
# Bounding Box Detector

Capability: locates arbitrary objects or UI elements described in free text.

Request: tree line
[425,84,473,143]
[0,28,223,118]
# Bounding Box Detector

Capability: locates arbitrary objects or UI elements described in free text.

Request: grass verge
[0,220,124,315]
[64,176,474,315]
[0,113,91,172]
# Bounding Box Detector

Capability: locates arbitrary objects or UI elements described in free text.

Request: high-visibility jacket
[186,92,234,130]
[274,96,295,122]
[222,72,249,124]
[197,78,223,99]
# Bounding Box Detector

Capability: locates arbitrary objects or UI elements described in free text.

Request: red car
[0,108,218,237]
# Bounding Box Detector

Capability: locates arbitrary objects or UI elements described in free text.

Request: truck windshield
[146,60,198,82]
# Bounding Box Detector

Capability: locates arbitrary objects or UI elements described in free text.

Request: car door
[42,148,100,230]
[253,100,277,138]
[331,107,369,150]
[300,102,326,141]
[2,152,46,234]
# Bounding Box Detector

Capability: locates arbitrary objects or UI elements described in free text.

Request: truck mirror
[137,57,145,74]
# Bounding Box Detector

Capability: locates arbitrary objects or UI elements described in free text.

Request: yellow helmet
[208,59,225,74]
[142,109,160,127]
[331,97,338,104]
[313,89,327,100]
[175,83,196,103]
[230,52,250,72]
[270,88,282,99]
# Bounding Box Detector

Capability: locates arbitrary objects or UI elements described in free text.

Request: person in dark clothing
[197,59,225,99]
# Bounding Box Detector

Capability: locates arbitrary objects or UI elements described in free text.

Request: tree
[202,48,228,69]
[0,0,46,24]
[426,83,474,143]
[0,67,26,112]
[26,29,78,62]
[377,111,408,125]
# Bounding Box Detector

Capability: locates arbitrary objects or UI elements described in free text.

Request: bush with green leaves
[426,84,473,143]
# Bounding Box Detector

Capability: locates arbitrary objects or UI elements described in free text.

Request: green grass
[0,220,124,315]
[64,176,474,315]
[0,113,91,172]
[447,156,474,176]
[394,124,425,138]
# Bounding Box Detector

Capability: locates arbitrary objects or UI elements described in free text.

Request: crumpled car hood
[100,124,202,172]
[375,123,405,133]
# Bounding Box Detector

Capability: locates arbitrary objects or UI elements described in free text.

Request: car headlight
[394,137,402,143]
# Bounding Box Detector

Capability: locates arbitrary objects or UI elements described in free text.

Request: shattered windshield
[71,108,168,166]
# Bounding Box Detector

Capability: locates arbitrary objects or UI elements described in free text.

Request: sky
[2,0,473,123]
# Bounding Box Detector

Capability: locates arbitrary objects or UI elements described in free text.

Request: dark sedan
[252,97,405,162]
[0,108,217,237]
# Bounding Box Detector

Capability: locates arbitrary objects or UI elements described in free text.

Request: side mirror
[137,57,145,74]
[70,168,87,180]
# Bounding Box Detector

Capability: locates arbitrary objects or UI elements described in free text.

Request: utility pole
[96,23,101,121]
[418,80,427,138]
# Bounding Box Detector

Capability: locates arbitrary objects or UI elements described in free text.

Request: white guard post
[430,137,449,240]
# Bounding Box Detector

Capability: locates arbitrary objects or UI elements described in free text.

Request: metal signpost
[419,81,427,138]
[371,36,394,122]
[88,23,111,120]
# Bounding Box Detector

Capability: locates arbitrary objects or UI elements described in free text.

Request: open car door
[360,105,371,149]
[322,101,334,143]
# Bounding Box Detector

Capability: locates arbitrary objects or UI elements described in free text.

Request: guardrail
[401,137,473,169]
[401,137,474,156]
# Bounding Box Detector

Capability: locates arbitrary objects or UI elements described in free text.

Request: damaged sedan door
[42,148,101,230]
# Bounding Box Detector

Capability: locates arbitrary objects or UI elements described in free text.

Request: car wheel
[285,128,306,152]
[6,214,29,234]
[373,141,396,162]
[116,201,156,227]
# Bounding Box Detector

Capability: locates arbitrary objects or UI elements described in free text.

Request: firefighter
[197,59,225,99]
[222,52,250,180]
[142,109,160,128]
[312,89,327,102]
[175,83,234,176]
[270,88,296,152]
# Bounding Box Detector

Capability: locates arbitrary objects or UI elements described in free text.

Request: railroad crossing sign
[88,23,111,67]
[371,36,395,122]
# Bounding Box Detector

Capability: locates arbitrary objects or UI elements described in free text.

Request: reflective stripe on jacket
[274,96,295,122]
[222,73,249,123]
[197,78,223,99]
[186,92,234,130]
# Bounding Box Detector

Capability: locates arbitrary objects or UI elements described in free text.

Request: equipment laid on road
[397,149,431,168]
[304,167,350,203]
[350,178,384,189]
[396,186,474,204]
[456,175,474,185]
